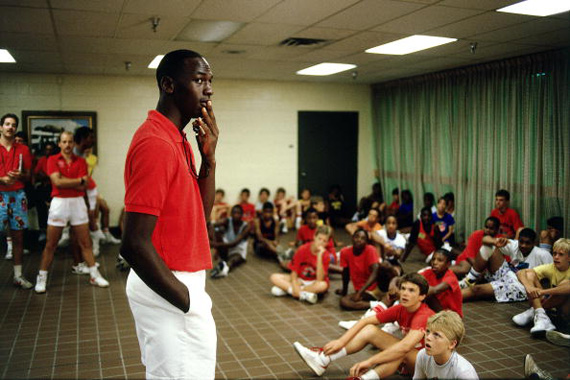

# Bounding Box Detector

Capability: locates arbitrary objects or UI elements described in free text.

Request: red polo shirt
[46,153,87,198]
[490,208,524,239]
[34,156,48,175]
[0,142,33,192]
[124,110,211,272]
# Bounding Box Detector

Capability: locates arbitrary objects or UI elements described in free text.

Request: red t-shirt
[34,156,48,175]
[340,244,380,291]
[124,110,211,272]
[46,153,87,198]
[456,230,506,263]
[296,225,335,251]
[0,142,33,192]
[417,221,436,255]
[490,208,523,239]
[288,242,330,284]
[376,303,435,348]
[388,201,399,212]
[240,202,256,223]
[419,268,463,318]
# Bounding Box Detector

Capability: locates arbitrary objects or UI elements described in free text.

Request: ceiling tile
[0,6,52,34]
[52,9,120,37]
[11,50,62,65]
[427,11,532,38]
[62,51,109,66]
[191,0,281,22]
[256,0,359,26]
[373,5,483,34]
[317,0,425,30]
[450,42,543,60]
[161,40,218,55]
[117,13,190,40]
[225,22,304,45]
[248,46,308,61]
[292,27,357,41]
[512,28,570,47]
[0,32,57,51]
[123,0,201,17]
[470,18,570,43]
[289,49,361,64]
[208,44,265,58]
[438,0,518,11]
[406,55,474,70]
[322,31,405,53]
[60,36,114,54]
[335,51,394,65]
[50,0,124,13]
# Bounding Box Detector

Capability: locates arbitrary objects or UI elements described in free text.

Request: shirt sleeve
[443,270,460,292]
[22,146,33,171]
[410,306,432,331]
[78,158,88,177]
[511,210,524,232]
[377,304,400,324]
[46,156,58,176]
[124,138,176,216]
[532,264,551,281]
[366,245,380,266]
[412,349,427,380]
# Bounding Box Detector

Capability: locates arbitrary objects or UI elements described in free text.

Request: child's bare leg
[270,273,293,292]
[450,260,471,277]
[301,280,328,295]
[340,293,373,310]
[462,283,495,302]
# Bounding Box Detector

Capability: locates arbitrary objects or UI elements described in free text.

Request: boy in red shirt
[337,228,381,310]
[402,207,443,263]
[0,113,33,288]
[237,188,256,227]
[419,249,463,317]
[270,225,332,304]
[294,273,434,379]
[490,189,524,239]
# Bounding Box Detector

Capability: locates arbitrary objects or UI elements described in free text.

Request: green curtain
[372,49,569,241]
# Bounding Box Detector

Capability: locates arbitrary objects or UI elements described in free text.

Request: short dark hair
[369,207,380,216]
[495,189,510,200]
[353,227,369,243]
[420,206,432,216]
[262,202,274,211]
[519,228,537,242]
[74,126,93,144]
[156,49,202,89]
[401,189,413,203]
[305,207,318,217]
[424,192,435,204]
[401,273,429,296]
[240,188,250,196]
[437,196,446,204]
[231,204,243,213]
[215,188,225,196]
[392,187,399,196]
[15,131,27,142]
[259,188,270,196]
[547,216,563,231]
[434,248,453,263]
[276,187,286,194]
[485,216,500,229]
[443,192,455,203]
[1,113,19,127]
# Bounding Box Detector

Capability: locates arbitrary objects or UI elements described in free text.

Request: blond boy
[413,311,478,379]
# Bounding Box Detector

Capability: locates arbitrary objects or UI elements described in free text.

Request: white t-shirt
[376,229,406,260]
[413,349,479,380]
[499,240,553,268]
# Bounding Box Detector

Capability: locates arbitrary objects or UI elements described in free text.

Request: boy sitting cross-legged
[293,273,434,379]
[413,310,478,379]
[513,238,570,336]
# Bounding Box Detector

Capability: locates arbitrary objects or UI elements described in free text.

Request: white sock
[14,265,22,278]
[361,369,380,380]
[287,286,293,295]
[39,270,48,277]
[534,307,546,315]
[6,237,12,248]
[327,347,346,362]
[479,245,494,260]
[88,265,99,277]
[466,268,481,281]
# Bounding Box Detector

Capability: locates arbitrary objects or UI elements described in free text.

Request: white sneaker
[293,341,328,376]
[530,312,556,335]
[299,291,318,304]
[72,262,90,275]
[512,307,534,327]
[211,261,229,278]
[546,330,570,347]
[338,320,357,330]
[425,252,434,264]
[271,286,287,297]
[89,270,110,288]
[4,251,12,260]
[35,273,47,294]
[14,276,33,289]
[524,354,555,380]
[103,231,121,245]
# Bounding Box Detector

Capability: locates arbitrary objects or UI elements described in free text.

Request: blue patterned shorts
[0,190,29,231]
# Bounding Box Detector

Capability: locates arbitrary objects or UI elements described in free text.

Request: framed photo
[21,111,97,155]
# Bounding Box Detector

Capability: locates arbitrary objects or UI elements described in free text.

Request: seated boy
[336,229,381,310]
[293,273,434,379]
[270,225,331,304]
[451,217,501,278]
[274,187,296,233]
[346,207,382,236]
[237,188,256,228]
[418,249,463,317]
[461,228,553,303]
[396,189,414,230]
[413,311,478,379]
[513,238,570,336]
[370,215,406,274]
[387,188,400,216]
[432,197,455,247]
[539,216,563,253]
[402,207,443,263]
[253,202,280,258]
[490,189,524,239]
[211,188,229,222]
[210,205,250,278]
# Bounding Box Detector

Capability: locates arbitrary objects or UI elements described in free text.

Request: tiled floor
[1,231,569,379]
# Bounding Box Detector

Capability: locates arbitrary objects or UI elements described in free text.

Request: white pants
[126,269,217,379]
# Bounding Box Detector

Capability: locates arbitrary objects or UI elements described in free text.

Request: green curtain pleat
[372,49,569,241]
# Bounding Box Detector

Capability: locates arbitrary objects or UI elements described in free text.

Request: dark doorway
[298,111,358,220]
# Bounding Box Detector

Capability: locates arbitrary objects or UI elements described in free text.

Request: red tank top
[417,221,436,255]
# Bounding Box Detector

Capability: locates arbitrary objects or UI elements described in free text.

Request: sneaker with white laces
[35,273,47,294]
[524,354,555,380]
[546,330,570,347]
[89,270,110,288]
[299,291,318,304]
[14,276,33,289]
[293,341,328,376]
[72,262,90,275]
[103,231,121,245]
[513,307,534,327]
[338,320,357,330]
[458,277,476,289]
[211,261,229,278]
[271,286,287,297]
[530,312,556,335]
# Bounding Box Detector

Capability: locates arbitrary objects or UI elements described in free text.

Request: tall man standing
[121,49,219,379]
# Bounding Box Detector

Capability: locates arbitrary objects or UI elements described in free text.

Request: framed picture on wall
[22,110,97,155]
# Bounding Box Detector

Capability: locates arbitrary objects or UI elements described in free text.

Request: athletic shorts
[126,269,216,379]
[86,187,98,211]
[47,197,89,227]
[486,261,526,303]
[0,190,28,230]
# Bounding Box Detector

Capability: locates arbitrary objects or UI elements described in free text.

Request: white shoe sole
[293,342,326,377]
[546,330,570,347]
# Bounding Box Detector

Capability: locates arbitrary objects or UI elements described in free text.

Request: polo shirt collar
[148,110,186,143]
[55,152,78,162]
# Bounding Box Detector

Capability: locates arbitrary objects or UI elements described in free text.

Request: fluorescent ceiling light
[497,0,570,17]
[148,55,164,69]
[176,20,243,43]
[0,49,16,63]
[366,35,457,55]
[296,63,356,76]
